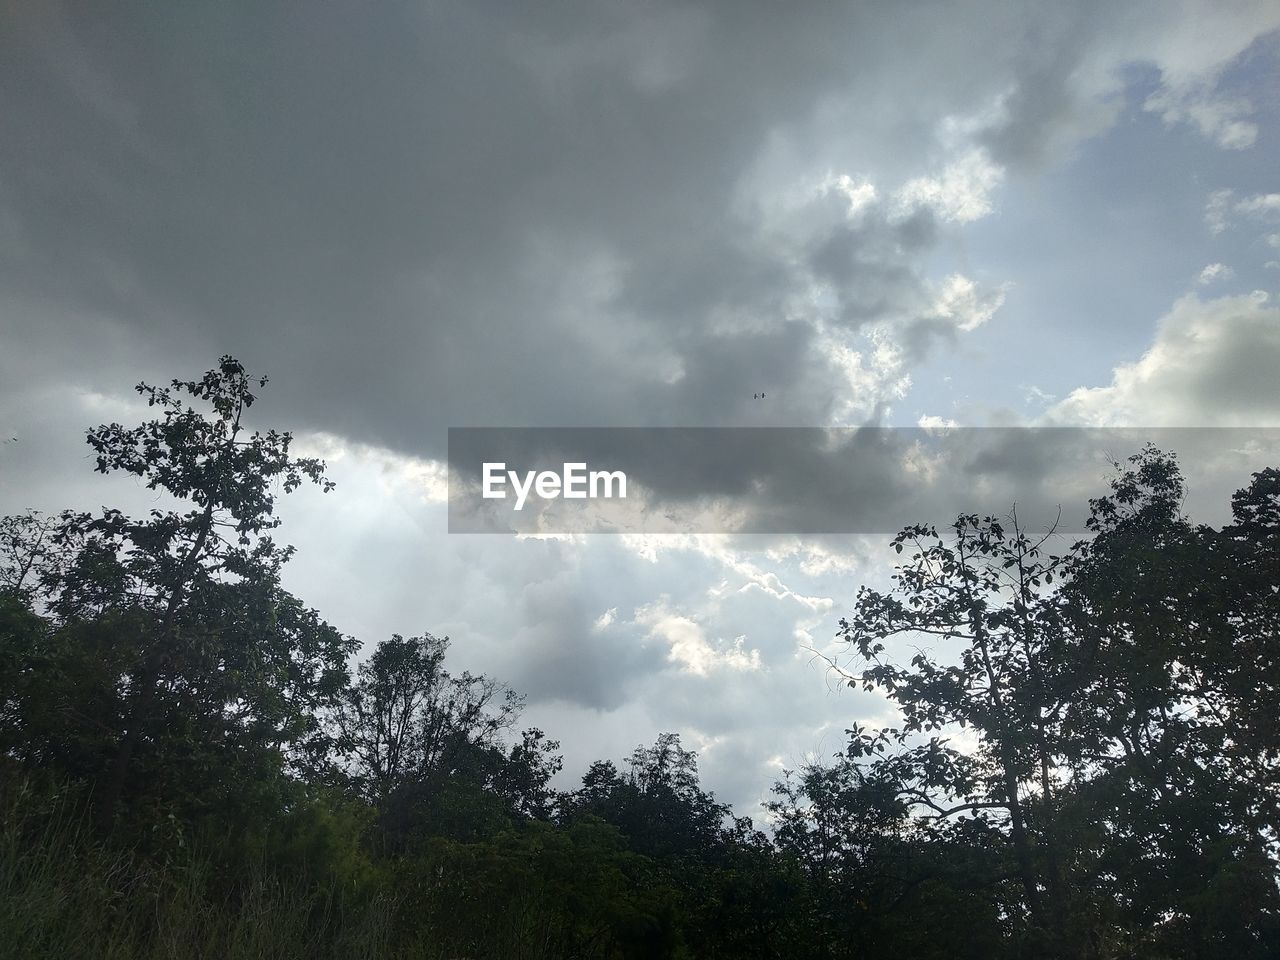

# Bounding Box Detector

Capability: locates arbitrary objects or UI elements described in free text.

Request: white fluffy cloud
[1206,190,1280,235]
[1198,262,1235,285]
[1052,291,1280,427]
[634,600,763,676]
[894,149,1004,224]
[928,273,1010,332]
[1146,85,1258,149]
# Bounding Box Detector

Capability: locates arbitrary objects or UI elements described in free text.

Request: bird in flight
[753,392,766,400]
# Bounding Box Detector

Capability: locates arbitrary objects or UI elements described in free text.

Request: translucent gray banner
[447,427,1280,534]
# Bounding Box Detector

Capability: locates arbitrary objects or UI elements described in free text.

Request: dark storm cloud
[505,562,669,711]
[3,0,1203,454]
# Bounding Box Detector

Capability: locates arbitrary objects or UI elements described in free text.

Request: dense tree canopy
[1,360,1277,958]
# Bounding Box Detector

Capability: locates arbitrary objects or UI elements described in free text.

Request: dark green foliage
[3,358,355,843]
[564,733,735,863]
[2,361,1277,958]
[836,446,1280,958]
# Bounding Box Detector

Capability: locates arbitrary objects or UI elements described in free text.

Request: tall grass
[0,776,601,959]
[0,778,405,960]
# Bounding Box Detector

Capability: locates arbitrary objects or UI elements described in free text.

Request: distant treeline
[1,358,1277,959]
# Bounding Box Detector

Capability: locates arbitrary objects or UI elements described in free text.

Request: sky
[2,1,1280,817]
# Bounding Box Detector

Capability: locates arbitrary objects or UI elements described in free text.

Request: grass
[0,779,406,960]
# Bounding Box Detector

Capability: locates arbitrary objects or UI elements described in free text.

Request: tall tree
[335,632,521,804]
[1055,450,1280,954]
[1,357,354,833]
[837,506,1071,945]
[838,447,1280,957]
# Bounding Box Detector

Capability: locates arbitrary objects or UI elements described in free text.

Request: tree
[1,356,355,834]
[495,727,564,820]
[768,757,1009,959]
[335,633,521,803]
[836,447,1280,957]
[0,510,63,596]
[1053,450,1280,954]
[567,733,734,863]
[837,506,1072,947]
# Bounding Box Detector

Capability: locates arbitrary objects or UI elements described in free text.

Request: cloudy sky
[2,1,1279,816]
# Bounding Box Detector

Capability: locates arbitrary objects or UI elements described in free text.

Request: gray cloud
[3,0,1279,812]
[5,1,1275,453]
